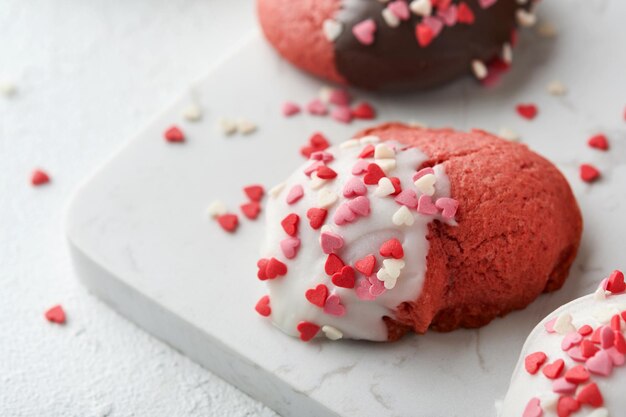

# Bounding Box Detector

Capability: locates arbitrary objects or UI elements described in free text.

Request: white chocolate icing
[259,137,455,341]
[500,289,626,416]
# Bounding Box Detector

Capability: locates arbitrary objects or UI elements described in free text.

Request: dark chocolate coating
[334,0,523,91]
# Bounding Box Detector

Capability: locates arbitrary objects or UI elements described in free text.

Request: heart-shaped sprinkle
[307,98,328,116]
[305,284,329,307]
[352,159,370,175]
[392,205,415,226]
[352,102,376,119]
[580,340,599,358]
[578,325,593,336]
[561,332,583,351]
[352,19,377,46]
[255,295,271,317]
[322,325,343,340]
[304,161,324,177]
[615,331,626,353]
[471,59,488,80]
[309,173,327,190]
[586,350,613,376]
[382,8,400,28]
[414,173,436,195]
[307,207,327,229]
[359,144,375,159]
[606,270,625,293]
[240,201,261,220]
[282,101,301,117]
[375,177,396,197]
[457,2,475,24]
[576,383,603,407]
[265,258,288,279]
[478,0,497,8]
[564,365,589,384]
[554,313,575,335]
[409,0,432,16]
[364,163,386,185]
[316,166,338,180]
[297,321,320,342]
[376,268,397,290]
[388,0,410,20]
[281,213,300,237]
[320,230,344,254]
[423,16,444,36]
[416,22,435,47]
[334,202,357,225]
[553,377,577,395]
[417,194,438,215]
[207,201,227,218]
[542,359,564,379]
[382,258,405,279]
[45,305,66,324]
[318,188,339,209]
[545,317,557,333]
[355,254,376,276]
[588,134,609,151]
[435,197,459,219]
[580,164,601,183]
[286,185,304,205]
[568,347,586,363]
[340,139,359,149]
[244,184,265,201]
[437,4,457,26]
[327,88,351,106]
[332,266,356,288]
[323,19,343,42]
[525,352,547,374]
[368,276,386,296]
[324,294,346,316]
[238,119,257,135]
[331,106,353,124]
[376,158,396,174]
[522,398,543,417]
[325,253,345,275]
[356,278,376,300]
[269,182,286,198]
[611,314,621,331]
[380,238,404,259]
[516,9,536,27]
[556,397,580,417]
[31,169,51,186]
[310,151,334,162]
[164,125,185,143]
[280,237,301,259]
[257,259,269,280]
[300,133,330,158]
[374,143,395,159]
[395,189,419,209]
[343,177,367,197]
[217,213,239,233]
[516,103,538,120]
[348,196,370,216]
[607,346,625,365]
[600,325,614,348]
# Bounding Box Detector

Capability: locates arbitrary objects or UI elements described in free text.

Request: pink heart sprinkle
[333,203,357,225]
[324,294,346,316]
[310,151,334,162]
[437,4,458,26]
[320,230,344,254]
[331,106,353,124]
[435,197,459,219]
[304,160,324,177]
[343,176,367,198]
[423,16,444,37]
[352,160,370,175]
[387,0,410,20]
[599,277,609,291]
[545,317,557,333]
[280,237,301,259]
[368,276,386,297]
[587,350,613,376]
[394,189,418,209]
[479,0,497,8]
[552,377,577,394]
[413,167,435,182]
[567,346,586,363]
[601,325,615,349]
[307,98,328,116]
[417,194,438,215]
[347,196,370,217]
[329,89,351,106]
[356,278,376,301]
[607,346,626,366]
[561,332,583,351]
[286,185,304,204]
[352,19,377,46]
[282,101,301,117]
[522,397,543,417]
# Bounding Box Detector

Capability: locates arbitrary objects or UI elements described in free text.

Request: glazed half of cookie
[255,124,582,342]
[257,0,538,90]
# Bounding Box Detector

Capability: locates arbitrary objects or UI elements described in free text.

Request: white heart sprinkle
[322,325,343,340]
[547,80,567,96]
[536,22,557,38]
[502,43,513,64]
[375,177,395,197]
[382,259,405,279]
[381,8,400,27]
[320,224,332,233]
[359,135,380,144]
[318,188,338,209]
[414,173,436,196]
[375,158,396,174]
[0,81,17,97]
[499,127,520,142]
[538,393,559,412]
[392,205,414,226]
[471,60,488,80]
[182,104,202,122]
[593,286,607,301]
[409,0,432,16]
[207,200,227,218]
[516,9,536,27]
[376,268,397,289]
[269,182,286,198]
[323,19,343,42]
[219,118,237,135]
[237,119,257,135]
[587,408,609,417]
[340,139,360,149]
[309,172,327,190]
[553,313,574,335]
[374,143,395,159]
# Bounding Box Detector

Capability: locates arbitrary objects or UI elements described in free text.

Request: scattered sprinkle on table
[516,103,538,120]
[0,81,17,97]
[182,104,202,122]
[587,134,609,151]
[580,164,601,183]
[31,169,51,186]
[45,305,66,324]
[536,21,557,38]
[164,125,185,143]
[547,80,567,96]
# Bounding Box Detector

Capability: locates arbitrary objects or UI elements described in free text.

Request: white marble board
[65,2,626,416]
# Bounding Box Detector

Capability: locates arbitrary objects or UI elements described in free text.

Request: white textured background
[0,1,278,416]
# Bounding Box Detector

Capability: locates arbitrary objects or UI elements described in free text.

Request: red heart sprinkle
[389,177,402,195]
[331,266,356,289]
[606,270,625,293]
[591,326,602,344]
[325,253,345,276]
[305,284,329,307]
[300,133,330,158]
[615,331,626,353]
[31,169,51,186]
[244,184,265,201]
[516,104,538,120]
[240,201,261,220]
[355,254,376,277]
[281,213,300,237]
[576,383,603,407]
[255,295,271,317]
[542,359,564,379]
[415,23,434,47]
[265,258,287,279]
[45,305,66,324]
[457,2,475,24]
[358,144,375,159]
[352,102,376,120]
[611,314,621,331]
[257,258,269,280]
[363,163,386,185]
[316,165,338,180]
[297,321,320,342]
[380,238,404,259]
[524,351,547,375]
[217,213,239,233]
[580,339,599,358]
[564,365,589,384]
[306,207,327,230]
[557,397,580,417]
[587,134,609,151]
[164,125,185,143]
[578,325,593,336]
[580,164,601,183]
